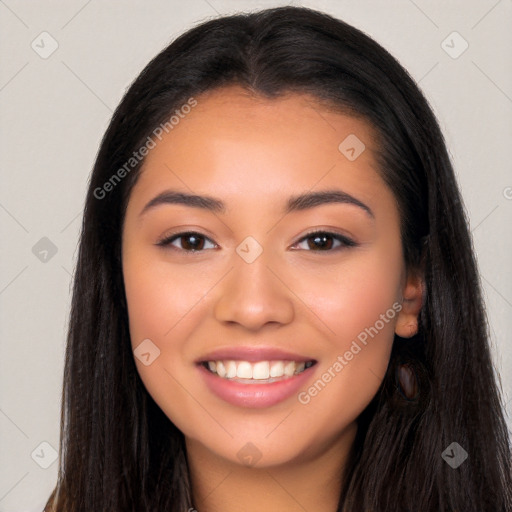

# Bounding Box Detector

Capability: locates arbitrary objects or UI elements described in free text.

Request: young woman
[44,6,512,511]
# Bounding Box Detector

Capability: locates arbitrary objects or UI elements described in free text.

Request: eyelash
[156,230,358,253]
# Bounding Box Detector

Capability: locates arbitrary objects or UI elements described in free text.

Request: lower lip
[197,363,316,408]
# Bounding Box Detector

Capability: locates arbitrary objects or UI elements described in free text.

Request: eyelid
[290,229,357,251]
[155,230,217,250]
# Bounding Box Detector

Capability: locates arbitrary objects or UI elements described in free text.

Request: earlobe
[395,272,424,338]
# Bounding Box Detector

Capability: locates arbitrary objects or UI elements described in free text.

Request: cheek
[291,242,403,350]
[122,250,211,436]
[123,250,208,344]
[290,242,403,422]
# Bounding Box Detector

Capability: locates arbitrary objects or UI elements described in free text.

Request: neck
[185,423,357,512]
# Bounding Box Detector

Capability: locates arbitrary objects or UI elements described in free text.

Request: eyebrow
[139,189,375,219]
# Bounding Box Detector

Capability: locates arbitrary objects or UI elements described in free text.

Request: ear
[395,271,424,338]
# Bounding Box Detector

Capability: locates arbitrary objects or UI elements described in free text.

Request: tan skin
[122,85,423,512]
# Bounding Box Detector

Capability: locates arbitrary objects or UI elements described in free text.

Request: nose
[213,251,295,331]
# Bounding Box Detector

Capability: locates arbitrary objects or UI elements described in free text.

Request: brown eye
[292,231,357,251]
[307,233,334,250]
[157,232,217,252]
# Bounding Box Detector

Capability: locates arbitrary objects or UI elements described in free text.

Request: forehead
[130,85,386,211]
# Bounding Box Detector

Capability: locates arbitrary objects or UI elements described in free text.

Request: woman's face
[122,85,414,468]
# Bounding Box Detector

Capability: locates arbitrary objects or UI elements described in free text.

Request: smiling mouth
[200,359,317,383]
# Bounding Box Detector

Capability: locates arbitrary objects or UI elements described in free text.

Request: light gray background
[1,1,511,510]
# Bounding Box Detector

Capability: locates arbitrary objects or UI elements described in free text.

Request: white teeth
[204,359,313,380]
[216,361,226,378]
[252,361,270,380]
[236,361,252,379]
[225,360,237,378]
[283,361,296,377]
[270,361,284,377]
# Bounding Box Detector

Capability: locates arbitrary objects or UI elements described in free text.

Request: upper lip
[195,346,316,364]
